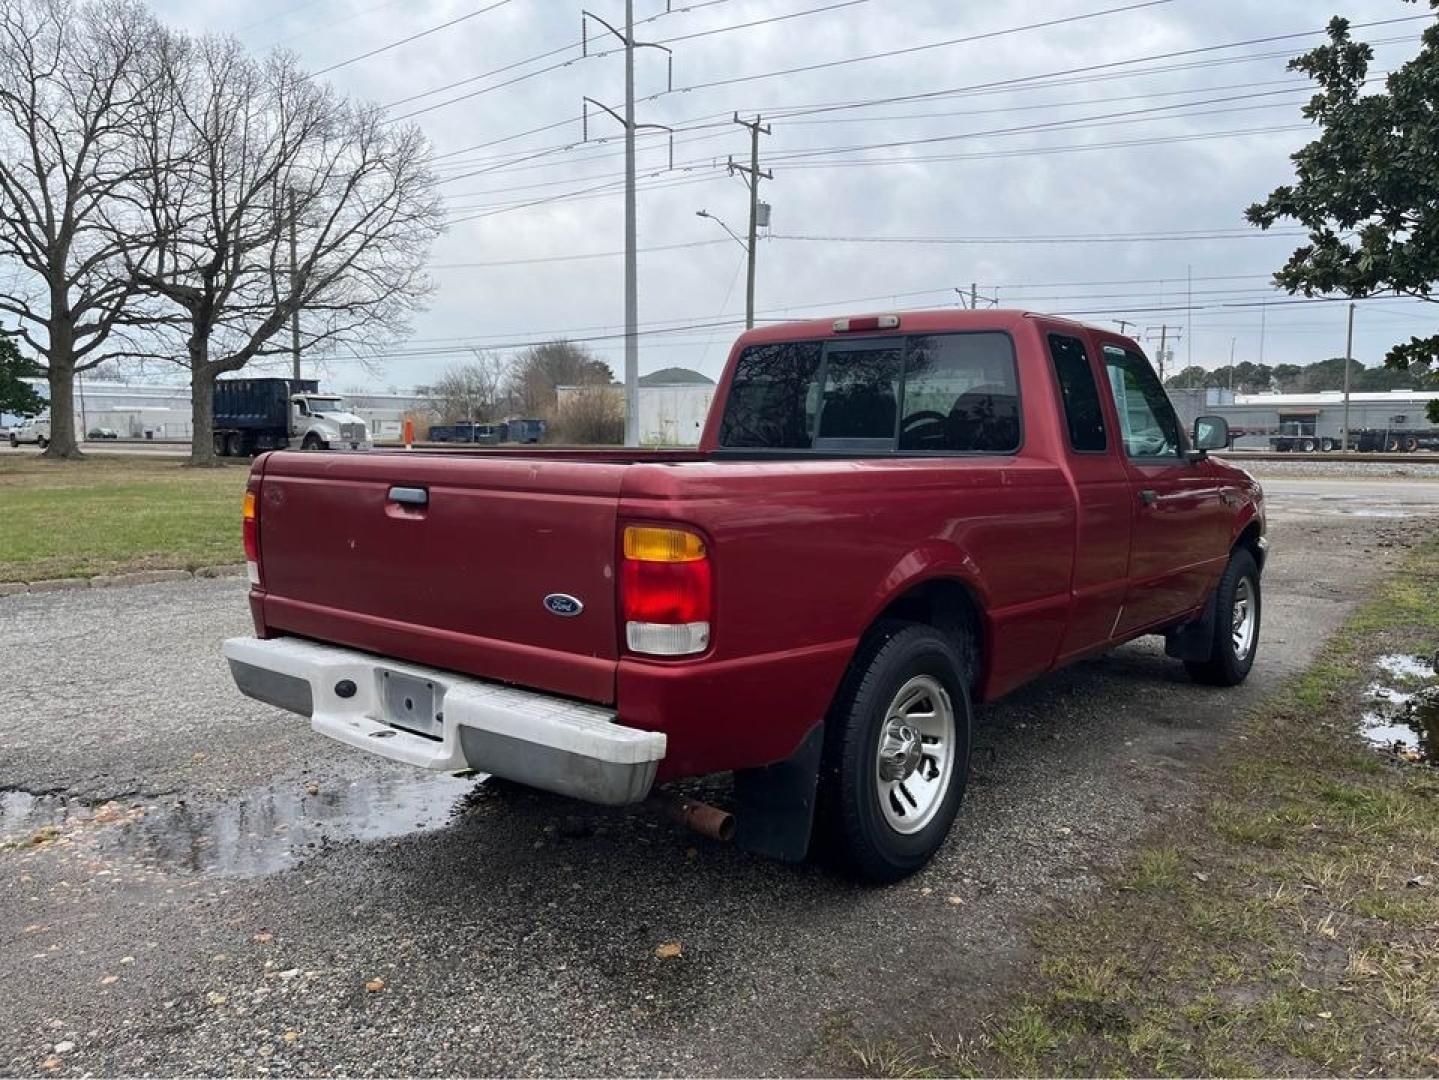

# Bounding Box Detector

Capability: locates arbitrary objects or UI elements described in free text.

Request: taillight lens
[621,526,711,656]
[242,488,260,585]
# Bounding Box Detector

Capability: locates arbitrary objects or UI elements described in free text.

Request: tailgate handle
[387,486,428,507]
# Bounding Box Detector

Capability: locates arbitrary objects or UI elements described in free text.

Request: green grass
[853,535,1439,1078]
[0,455,248,581]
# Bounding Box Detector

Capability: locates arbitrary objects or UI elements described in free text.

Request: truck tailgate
[254,452,626,703]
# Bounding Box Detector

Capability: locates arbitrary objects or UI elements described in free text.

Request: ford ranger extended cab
[224,310,1265,881]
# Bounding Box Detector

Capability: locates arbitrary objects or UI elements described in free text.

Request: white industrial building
[1169,388,1439,448]
[556,369,717,446]
[15,372,718,446]
[11,378,433,440]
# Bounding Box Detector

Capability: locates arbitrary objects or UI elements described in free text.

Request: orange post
[403,417,414,449]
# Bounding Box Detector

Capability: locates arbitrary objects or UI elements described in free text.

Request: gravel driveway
[1,488,1435,1076]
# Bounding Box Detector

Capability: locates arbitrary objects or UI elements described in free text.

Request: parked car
[223,310,1266,880]
[9,416,50,448]
[86,427,119,440]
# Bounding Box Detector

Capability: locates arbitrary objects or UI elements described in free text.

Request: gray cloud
[151,0,1434,388]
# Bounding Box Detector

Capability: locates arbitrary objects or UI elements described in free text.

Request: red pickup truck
[224,310,1265,881]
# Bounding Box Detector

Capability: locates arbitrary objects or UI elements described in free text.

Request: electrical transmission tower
[581,1,674,446]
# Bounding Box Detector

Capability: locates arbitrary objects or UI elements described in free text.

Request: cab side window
[1102,345,1181,459]
[1047,334,1106,452]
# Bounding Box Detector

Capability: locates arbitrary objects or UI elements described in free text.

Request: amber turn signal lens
[623,526,706,563]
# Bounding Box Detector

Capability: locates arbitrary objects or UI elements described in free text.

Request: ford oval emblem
[543,593,584,617]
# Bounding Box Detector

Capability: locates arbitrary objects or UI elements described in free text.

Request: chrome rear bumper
[222,636,664,805]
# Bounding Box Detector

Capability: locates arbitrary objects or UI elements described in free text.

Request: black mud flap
[733,722,824,862]
[1165,586,1219,662]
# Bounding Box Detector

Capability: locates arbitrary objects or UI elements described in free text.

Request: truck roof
[733,308,1133,349]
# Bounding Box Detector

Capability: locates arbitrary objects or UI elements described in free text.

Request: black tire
[301,433,324,451]
[1300,438,1316,453]
[1320,437,1335,452]
[8,435,15,448]
[1185,548,1261,687]
[225,432,243,458]
[213,433,228,457]
[815,622,973,883]
[36,435,47,449]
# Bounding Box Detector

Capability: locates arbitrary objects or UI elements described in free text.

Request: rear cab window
[1047,333,1107,453]
[718,331,1021,454]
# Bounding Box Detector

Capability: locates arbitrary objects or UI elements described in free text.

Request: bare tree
[422,349,508,426]
[0,0,170,458]
[507,339,614,417]
[130,35,443,465]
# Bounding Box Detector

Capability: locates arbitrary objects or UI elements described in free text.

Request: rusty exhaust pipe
[649,791,735,843]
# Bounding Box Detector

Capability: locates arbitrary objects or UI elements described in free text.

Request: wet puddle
[1361,653,1439,764]
[0,770,481,877]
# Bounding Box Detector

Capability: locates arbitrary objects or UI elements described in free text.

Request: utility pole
[1342,301,1355,452]
[1145,324,1183,382]
[1114,319,1137,334]
[729,113,771,331]
[582,2,673,446]
[1258,303,1267,367]
[288,189,301,382]
[1228,336,1236,392]
[971,282,978,309]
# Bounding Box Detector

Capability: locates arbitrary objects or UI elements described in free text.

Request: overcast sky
[147,0,1438,390]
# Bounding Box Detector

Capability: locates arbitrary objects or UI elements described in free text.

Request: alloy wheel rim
[874,674,956,835]
[1232,575,1256,661]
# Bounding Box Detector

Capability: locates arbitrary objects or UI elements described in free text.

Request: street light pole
[1342,301,1355,452]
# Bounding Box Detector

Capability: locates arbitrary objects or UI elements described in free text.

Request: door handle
[1138,489,1158,506]
[387,486,428,506]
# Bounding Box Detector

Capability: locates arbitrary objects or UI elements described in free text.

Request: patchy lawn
[853,537,1439,1077]
[0,455,248,582]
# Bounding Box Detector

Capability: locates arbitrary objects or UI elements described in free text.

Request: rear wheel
[1300,438,1316,452]
[225,432,243,457]
[7,435,15,448]
[213,433,228,457]
[1320,437,1335,452]
[816,622,972,882]
[36,435,47,449]
[1185,548,1261,687]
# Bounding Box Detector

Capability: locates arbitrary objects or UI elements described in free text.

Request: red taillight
[621,526,711,656]
[242,488,260,585]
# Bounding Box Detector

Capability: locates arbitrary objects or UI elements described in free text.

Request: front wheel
[816,622,972,882]
[1185,548,1261,687]
[36,436,47,449]
[301,433,324,451]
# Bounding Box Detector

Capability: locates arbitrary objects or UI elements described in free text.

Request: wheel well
[869,578,983,690]
[1235,520,1265,572]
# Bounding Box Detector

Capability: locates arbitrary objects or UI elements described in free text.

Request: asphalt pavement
[1,472,1436,1076]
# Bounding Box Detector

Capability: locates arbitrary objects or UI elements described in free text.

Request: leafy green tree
[0,337,45,417]
[1245,1,1439,421]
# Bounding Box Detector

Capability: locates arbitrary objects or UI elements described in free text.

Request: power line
[382,0,739,112]
[768,229,1307,245]
[389,0,870,121]
[312,0,515,76]
[647,0,1177,99]
[431,238,731,268]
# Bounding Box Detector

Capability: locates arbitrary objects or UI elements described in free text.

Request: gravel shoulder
[0,507,1431,1076]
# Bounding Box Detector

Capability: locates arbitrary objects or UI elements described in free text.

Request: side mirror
[1193,415,1230,452]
